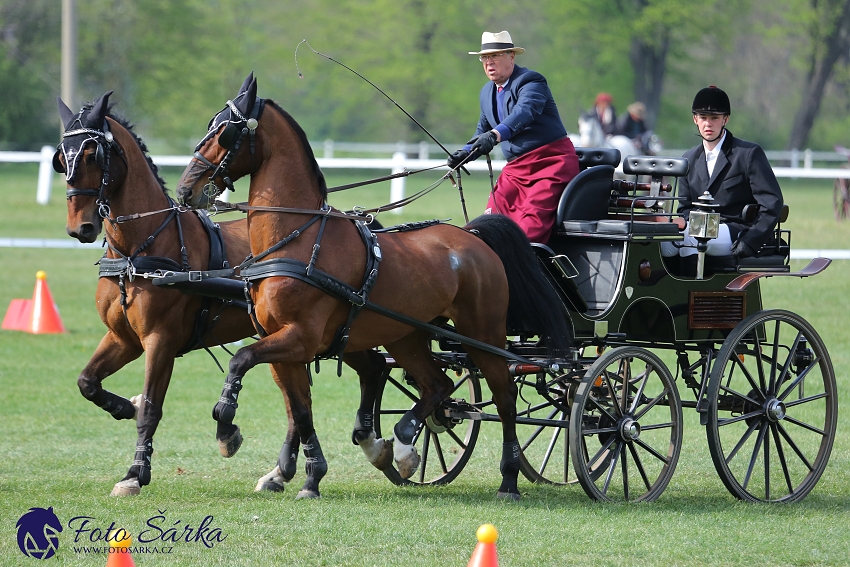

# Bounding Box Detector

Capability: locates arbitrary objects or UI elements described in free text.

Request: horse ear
[236,78,258,116]
[239,72,254,94]
[57,97,75,129]
[90,91,114,124]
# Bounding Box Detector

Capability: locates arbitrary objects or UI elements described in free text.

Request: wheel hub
[619,417,641,442]
[764,398,786,422]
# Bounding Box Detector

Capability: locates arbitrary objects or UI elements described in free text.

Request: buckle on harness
[189,271,203,282]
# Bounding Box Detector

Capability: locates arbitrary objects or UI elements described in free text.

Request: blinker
[52,151,65,174]
[219,124,241,151]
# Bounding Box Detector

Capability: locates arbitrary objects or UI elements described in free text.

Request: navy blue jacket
[470,65,567,162]
[679,131,783,250]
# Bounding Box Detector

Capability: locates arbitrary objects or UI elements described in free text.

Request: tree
[787,0,850,150]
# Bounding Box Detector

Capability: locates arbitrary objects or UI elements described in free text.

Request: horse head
[577,112,605,148]
[57,91,133,242]
[177,73,265,209]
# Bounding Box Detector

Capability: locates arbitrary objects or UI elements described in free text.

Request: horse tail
[464,214,572,354]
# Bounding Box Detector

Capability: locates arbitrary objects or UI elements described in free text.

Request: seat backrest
[575,147,621,170]
[556,165,615,225]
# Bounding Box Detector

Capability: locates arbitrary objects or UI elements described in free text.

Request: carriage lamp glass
[687,209,720,239]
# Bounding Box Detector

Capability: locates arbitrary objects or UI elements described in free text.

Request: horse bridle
[53,117,127,220]
[191,97,264,203]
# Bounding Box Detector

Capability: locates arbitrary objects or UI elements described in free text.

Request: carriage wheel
[569,347,682,502]
[516,369,584,485]
[374,368,481,486]
[834,177,850,221]
[706,310,837,502]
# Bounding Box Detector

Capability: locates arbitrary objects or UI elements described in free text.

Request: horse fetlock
[278,442,298,481]
[302,434,328,482]
[499,440,521,476]
[132,440,154,486]
[357,431,393,470]
[212,378,241,424]
[393,409,420,446]
[351,410,375,445]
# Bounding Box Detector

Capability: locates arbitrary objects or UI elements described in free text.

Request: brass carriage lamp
[688,191,720,280]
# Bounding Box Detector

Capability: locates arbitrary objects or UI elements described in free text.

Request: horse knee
[77,373,102,402]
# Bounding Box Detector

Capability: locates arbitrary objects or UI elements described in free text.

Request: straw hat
[469,31,525,56]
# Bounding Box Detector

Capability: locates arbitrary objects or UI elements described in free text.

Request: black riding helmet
[692,86,730,115]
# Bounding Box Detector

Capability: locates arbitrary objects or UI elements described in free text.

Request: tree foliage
[0,0,848,151]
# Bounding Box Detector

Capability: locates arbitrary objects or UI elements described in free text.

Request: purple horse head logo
[16,507,63,559]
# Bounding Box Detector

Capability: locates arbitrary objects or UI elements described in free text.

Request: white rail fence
[4,144,850,208]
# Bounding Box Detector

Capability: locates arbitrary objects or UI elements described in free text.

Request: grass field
[1,163,849,566]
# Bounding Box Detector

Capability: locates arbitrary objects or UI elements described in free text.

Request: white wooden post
[390,151,406,214]
[37,146,55,205]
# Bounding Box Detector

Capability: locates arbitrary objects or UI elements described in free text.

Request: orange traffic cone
[1,271,65,334]
[105,529,135,567]
[467,524,499,567]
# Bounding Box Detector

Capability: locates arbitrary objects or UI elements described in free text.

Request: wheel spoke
[776,422,815,472]
[633,389,670,421]
[602,371,624,418]
[742,424,768,491]
[719,382,762,408]
[774,330,803,394]
[768,319,781,393]
[783,415,826,437]
[586,392,620,424]
[520,407,559,450]
[633,437,670,465]
[778,355,820,402]
[628,367,651,414]
[622,449,630,501]
[764,425,771,500]
[717,408,764,427]
[443,425,468,449]
[770,423,795,495]
[639,421,675,432]
[419,429,432,483]
[538,421,564,476]
[387,374,420,404]
[431,432,449,475]
[730,355,766,402]
[587,432,617,472]
[601,441,623,496]
[627,442,652,490]
[785,391,828,408]
[723,418,760,466]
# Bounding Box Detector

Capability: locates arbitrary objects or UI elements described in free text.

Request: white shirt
[704,130,726,177]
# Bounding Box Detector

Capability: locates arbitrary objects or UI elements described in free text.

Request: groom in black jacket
[664,86,783,259]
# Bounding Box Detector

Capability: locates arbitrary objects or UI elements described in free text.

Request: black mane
[104,107,169,194]
[265,100,328,200]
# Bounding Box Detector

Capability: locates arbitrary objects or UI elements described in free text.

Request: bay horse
[59,91,388,496]
[176,75,570,499]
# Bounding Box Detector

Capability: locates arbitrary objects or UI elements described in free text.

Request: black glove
[447,149,470,169]
[467,131,499,157]
[731,239,755,258]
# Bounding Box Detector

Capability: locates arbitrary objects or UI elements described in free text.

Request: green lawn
[0,164,848,566]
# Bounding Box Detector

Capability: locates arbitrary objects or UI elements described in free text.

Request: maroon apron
[485,137,579,243]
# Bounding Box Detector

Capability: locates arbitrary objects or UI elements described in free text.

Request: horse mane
[264,100,328,200]
[104,107,170,195]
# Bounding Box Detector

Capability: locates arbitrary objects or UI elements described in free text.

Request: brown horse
[58,91,388,496]
[177,75,570,499]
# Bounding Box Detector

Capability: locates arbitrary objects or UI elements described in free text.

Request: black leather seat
[556,165,616,227]
[575,147,621,170]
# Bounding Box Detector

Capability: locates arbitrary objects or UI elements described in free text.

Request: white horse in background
[577,112,661,174]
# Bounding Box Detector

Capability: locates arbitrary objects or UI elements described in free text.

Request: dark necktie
[496,86,505,122]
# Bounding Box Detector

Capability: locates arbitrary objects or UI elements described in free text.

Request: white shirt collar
[704,130,726,177]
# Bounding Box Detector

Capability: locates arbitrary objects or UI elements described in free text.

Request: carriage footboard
[725,257,831,291]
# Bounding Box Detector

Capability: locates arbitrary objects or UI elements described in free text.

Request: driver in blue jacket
[447,31,579,243]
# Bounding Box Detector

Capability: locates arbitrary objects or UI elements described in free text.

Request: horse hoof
[357,432,393,471]
[496,490,521,501]
[394,443,420,480]
[110,478,141,496]
[129,395,143,421]
[254,466,286,493]
[295,489,320,500]
[217,425,242,458]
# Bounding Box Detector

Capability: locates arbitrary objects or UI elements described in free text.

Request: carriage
[61,83,835,504]
[369,148,836,503]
